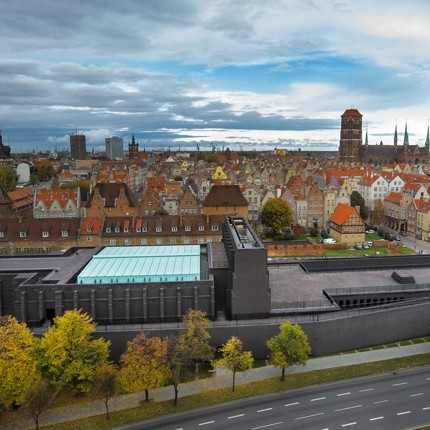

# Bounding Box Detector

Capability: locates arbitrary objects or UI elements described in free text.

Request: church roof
[341,108,362,117]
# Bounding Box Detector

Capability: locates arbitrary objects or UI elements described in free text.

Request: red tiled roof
[329,203,358,225]
[385,191,402,203]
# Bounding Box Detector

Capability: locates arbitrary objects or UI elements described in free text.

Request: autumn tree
[24,379,57,430]
[92,364,117,420]
[267,321,311,381]
[183,309,214,374]
[0,316,40,409]
[38,309,110,394]
[118,332,168,403]
[371,198,385,227]
[260,198,293,236]
[166,333,194,405]
[214,336,254,391]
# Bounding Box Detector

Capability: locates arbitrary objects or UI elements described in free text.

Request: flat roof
[77,245,201,284]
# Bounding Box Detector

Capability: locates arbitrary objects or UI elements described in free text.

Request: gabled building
[384,191,413,232]
[203,185,248,219]
[34,188,81,219]
[329,203,365,245]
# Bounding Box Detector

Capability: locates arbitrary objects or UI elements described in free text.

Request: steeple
[425,124,430,148]
[394,123,398,146]
[365,127,368,146]
[403,121,409,146]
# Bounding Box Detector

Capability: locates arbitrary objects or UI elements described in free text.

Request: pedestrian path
[5,343,430,430]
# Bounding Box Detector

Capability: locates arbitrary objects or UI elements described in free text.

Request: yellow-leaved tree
[0,316,40,409]
[38,309,110,394]
[118,332,168,403]
[214,336,254,391]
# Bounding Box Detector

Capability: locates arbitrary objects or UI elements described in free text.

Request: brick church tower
[339,108,362,163]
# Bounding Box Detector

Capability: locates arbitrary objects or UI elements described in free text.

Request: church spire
[403,121,409,146]
[425,124,430,148]
[365,126,368,146]
[394,123,398,146]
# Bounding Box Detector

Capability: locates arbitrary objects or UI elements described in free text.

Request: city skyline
[1,0,430,153]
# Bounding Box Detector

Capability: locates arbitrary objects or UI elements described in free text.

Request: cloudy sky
[1,0,430,153]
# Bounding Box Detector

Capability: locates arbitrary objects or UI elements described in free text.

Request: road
[119,368,430,430]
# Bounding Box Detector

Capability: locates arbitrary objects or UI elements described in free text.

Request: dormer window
[86,227,91,233]
[42,231,49,238]
[198,226,204,232]
[211,225,219,231]
[115,227,120,233]
[171,226,178,232]
[156,226,162,233]
[142,227,147,233]
[185,226,191,232]
[124,227,129,233]
[61,230,68,237]
[0,232,4,238]
[136,227,141,233]
[20,231,27,238]
[106,227,111,233]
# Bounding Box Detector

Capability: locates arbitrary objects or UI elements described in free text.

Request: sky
[1,0,430,154]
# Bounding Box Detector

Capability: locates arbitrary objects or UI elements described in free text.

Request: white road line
[199,421,215,426]
[374,400,388,404]
[334,405,362,412]
[257,407,273,413]
[342,422,357,427]
[359,388,374,392]
[426,377,430,381]
[423,407,430,411]
[410,393,424,397]
[251,422,283,430]
[393,382,408,386]
[285,402,299,407]
[310,396,326,401]
[295,412,324,420]
[397,411,411,416]
[228,413,244,419]
[370,416,384,421]
[337,392,351,396]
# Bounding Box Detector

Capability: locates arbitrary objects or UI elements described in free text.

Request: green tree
[38,309,110,394]
[92,364,117,420]
[183,309,214,374]
[350,190,369,220]
[267,321,311,381]
[24,379,57,430]
[118,332,168,403]
[166,333,194,405]
[33,164,56,182]
[214,336,254,391]
[260,198,293,236]
[0,316,40,409]
[0,167,16,191]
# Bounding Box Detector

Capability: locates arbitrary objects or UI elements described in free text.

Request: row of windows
[105,237,214,246]
[104,225,220,233]
[5,231,70,238]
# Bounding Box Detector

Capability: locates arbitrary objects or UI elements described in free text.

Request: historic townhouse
[178,188,200,215]
[357,173,389,210]
[203,184,249,219]
[140,190,164,216]
[384,191,413,232]
[34,187,81,218]
[305,184,324,228]
[329,203,365,245]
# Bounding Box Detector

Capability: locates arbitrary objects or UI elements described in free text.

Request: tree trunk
[104,400,110,420]
[281,367,285,382]
[145,389,149,403]
[232,371,236,392]
[173,384,179,406]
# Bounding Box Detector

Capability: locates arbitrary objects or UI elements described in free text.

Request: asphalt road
[119,368,430,430]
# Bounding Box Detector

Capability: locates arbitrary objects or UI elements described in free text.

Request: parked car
[323,238,337,244]
[354,244,363,250]
[365,229,375,234]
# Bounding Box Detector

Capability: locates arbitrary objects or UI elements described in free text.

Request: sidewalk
[4,342,430,430]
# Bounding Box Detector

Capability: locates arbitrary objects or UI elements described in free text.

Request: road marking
[342,423,357,427]
[410,393,424,397]
[423,407,430,411]
[199,421,215,426]
[370,416,384,421]
[295,412,324,420]
[334,405,362,412]
[337,392,351,396]
[393,382,408,386]
[397,411,411,416]
[258,407,273,413]
[374,400,388,404]
[228,413,244,419]
[426,378,430,381]
[285,402,299,407]
[251,422,283,430]
[310,396,326,401]
[359,388,374,392]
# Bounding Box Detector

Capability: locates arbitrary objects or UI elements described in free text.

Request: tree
[350,191,369,220]
[214,336,254,391]
[182,309,214,374]
[267,321,311,382]
[371,198,385,226]
[260,198,293,236]
[118,332,168,403]
[0,316,40,409]
[92,364,117,420]
[0,167,16,191]
[24,379,57,430]
[166,333,194,405]
[38,309,110,394]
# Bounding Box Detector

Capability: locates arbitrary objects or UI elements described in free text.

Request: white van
[323,238,337,244]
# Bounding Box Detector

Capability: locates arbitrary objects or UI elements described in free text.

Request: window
[156,226,162,233]
[140,238,147,245]
[198,237,205,244]
[170,237,177,244]
[156,238,163,245]
[211,225,219,231]
[42,231,49,238]
[184,237,190,244]
[20,231,27,238]
[198,226,204,232]
[106,227,111,233]
[115,227,120,233]
[110,239,117,246]
[142,226,147,233]
[0,232,4,238]
[87,235,92,241]
[136,227,141,233]
[61,230,68,237]
[124,227,129,233]
[171,226,178,232]
[124,239,131,245]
